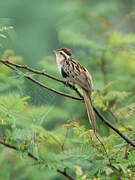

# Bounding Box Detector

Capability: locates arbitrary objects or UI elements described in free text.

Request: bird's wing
[62,58,93,92]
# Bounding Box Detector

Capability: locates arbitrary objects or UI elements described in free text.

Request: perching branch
[26,76,82,101]
[2,60,66,83]
[0,140,75,180]
[1,59,135,148]
[93,108,135,147]
[1,59,83,97]
[1,60,82,101]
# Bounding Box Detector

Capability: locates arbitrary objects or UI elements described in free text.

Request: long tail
[82,89,97,132]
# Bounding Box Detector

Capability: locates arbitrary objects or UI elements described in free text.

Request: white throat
[55,52,70,73]
[56,54,65,64]
[56,54,64,73]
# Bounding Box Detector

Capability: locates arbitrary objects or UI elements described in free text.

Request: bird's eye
[59,51,66,59]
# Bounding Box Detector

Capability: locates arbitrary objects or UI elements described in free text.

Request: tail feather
[82,89,97,132]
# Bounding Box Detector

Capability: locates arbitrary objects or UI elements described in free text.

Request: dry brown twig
[1,60,82,101]
[2,60,83,98]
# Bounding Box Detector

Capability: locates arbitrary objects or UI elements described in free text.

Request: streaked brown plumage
[54,48,97,132]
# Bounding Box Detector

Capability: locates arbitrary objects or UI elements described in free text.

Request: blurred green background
[0,0,135,179]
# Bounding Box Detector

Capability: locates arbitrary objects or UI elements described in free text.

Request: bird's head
[53,48,72,61]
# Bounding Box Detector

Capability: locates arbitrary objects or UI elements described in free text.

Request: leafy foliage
[0,0,135,180]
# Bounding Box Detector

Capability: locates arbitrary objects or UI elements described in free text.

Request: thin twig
[0,59,83,99]
[0,59,83,97]
[2,61,82,101]
[0,140,38,161]
[1,59,66,83]
[61,128,69,151]
[93,107,135,147]
[0,140,75,180]
[26,76,82,101]
[57,169,75,180]
[124,144,130,159]
[88,135,102,153]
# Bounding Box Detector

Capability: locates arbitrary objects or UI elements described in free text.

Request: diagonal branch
[1,61,82,101]
[1,59,66,83]
[26,75,82,101]
[0,59,83,97]
[0,59,83,98]
[0,140,75,180]
[93,107,135,147]
[0,60,135,147]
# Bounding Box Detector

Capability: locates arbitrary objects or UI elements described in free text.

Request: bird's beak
[53,50,60,55]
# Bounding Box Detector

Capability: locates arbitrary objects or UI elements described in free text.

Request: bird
[54,48,97,132]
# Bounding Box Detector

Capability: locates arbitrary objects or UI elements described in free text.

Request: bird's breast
[57,63,62,74]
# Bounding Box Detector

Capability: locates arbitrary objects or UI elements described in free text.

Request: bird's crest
[57,48,72,56]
